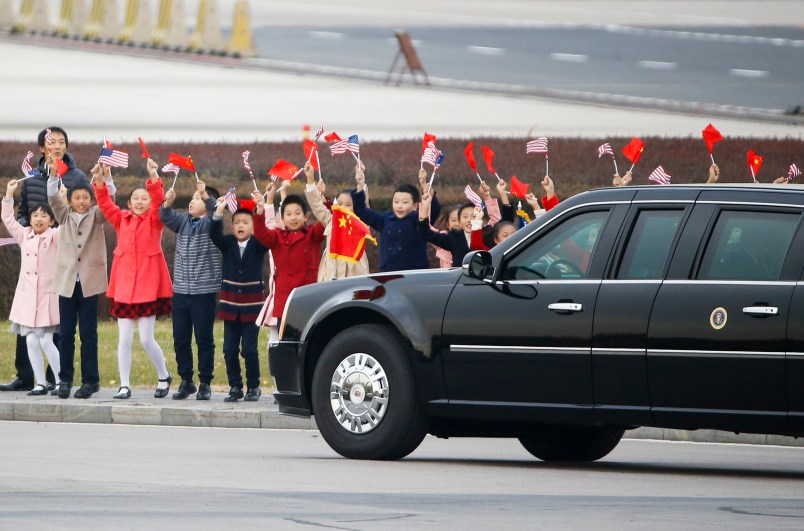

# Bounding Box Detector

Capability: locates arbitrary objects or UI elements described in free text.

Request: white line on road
[308,31,344,40]
[730,68,769,78]
[467,45,505,56]
[550,53,588,62]
[603,25,804,48]
[638,60,678,70]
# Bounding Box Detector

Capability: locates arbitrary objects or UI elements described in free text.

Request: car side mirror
[462,251,494,280]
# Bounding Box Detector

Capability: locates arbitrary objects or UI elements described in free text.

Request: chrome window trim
[631,200,695,204]
[787,352,804,359]
[696,200,804,210]
[663,280,797,286]
[601,279,663,285]
[648,349,786,359]
[502,279,602,286]
[450,345,589,355]
[592,348,644,355]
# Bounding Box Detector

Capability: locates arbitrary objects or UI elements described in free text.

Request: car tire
[518,425,625,462]
[311,324,429,460]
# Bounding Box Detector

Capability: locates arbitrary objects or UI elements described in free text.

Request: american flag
[526,137,549,154]
[224,187,239,214]
[45,128,52,149]
[21,151,36,177]
[0,237,18,247]
[161,163,180,176]
[242,150,253,176]
[787,163,801,181]
[98,147,129,168]
[313,125,324,141]
[649,166,672,185]
[597,143,614,158]
[464,185,483,208]
[269,173,278,182]
[421,141,442,167]
[330,135,360,156]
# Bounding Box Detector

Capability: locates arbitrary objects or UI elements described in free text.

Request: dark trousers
[58,282,99,385]
[223,319,260,389]
[172,292,217,384]
[14,334,57,386]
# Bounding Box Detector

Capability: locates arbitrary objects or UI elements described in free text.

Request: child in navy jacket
[210,194,267,402]
[352,168,440,272]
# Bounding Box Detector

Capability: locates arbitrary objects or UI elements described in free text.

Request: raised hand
[707,164,720,184]
[479,181,491,200]
[90,164,103,183]
[146,158,159,181]
[6,179,18,197]
[472,205,484,221]
[316,179,326,195]
[265,181,276,204]
[304,161,315,183]
[496,179,510,205]
[622,171,633,186]
[418,168,427,190]
[524,192,540,210]
[252,189,265,214]
[163,188,176,207]
[612,174,623,187]
[102,163,112,180]
[214,196,227,216]
[542,175,555,198]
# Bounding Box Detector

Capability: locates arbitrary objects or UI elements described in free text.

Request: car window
[617,210,684,280]
[502,210,609,281]
[698,210,800,281]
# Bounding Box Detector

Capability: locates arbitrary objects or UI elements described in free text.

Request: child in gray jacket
[159,181,222,400]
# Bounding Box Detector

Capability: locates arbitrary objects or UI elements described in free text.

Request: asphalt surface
[1,422,804,529]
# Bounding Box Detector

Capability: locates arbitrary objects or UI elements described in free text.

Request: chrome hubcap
[330,353,389,433]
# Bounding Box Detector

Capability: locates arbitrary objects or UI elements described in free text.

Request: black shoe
[244,387,262,402]
[73,383,100,399]
[56,381,72,399]
[172,380,197,400]
[154,374,172,399]
[46,382,56,392]
[223,386,243,402]
[0,377,34,392]
[196,383,212,401]
[113,386,131,399]
[27,384,48,396]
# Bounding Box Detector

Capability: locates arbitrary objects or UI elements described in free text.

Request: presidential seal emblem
[710,307,727,330]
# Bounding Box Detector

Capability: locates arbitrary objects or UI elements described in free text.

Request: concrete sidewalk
[1,387,801,448]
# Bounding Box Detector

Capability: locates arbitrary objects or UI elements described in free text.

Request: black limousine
[270,184,804,461]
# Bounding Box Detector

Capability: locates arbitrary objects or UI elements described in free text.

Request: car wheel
[518,425,625,462]
[311,324,429,460]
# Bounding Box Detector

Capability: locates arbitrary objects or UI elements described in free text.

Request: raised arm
[418,188,452,249]
[158,187,182,233]
[94,180,122,229]
[209,198,229,251]
[2,181,26,244]
[479,182,501,225]
[47,175,70,223]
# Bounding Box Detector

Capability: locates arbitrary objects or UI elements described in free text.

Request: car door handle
[742,306,778,316]
[548,302,583,313]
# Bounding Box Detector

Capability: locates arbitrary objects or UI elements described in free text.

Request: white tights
[117,316,169,388]
[26,333,60,387]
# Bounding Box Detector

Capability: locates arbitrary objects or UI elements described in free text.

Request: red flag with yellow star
[329,205,376,263]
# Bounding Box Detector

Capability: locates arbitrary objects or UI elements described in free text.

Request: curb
[1,389,802,447]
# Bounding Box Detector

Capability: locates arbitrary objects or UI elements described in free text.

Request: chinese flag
[464,142,478,172]
[509,175,529,198]
[55,159,69,178]
[268,159,300,181]
[324,132,342,142]
[329,205,377,262]
[422,131,437,154]
[303,139,319,171]
[622,137,645,164]
[747,150,763,174]
[104,138,113,148]
[168,153,196,172]
[481,145,496,173]
[701,124,723,154]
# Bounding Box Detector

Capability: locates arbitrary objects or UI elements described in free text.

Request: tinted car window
[698,210,800,281]
[617,210,684,280]
[503,210,609,280]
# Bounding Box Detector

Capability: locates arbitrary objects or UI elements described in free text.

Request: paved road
[2,421,804,529]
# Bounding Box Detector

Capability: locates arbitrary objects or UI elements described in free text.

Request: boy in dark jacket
[160,181,221,401]
[352,168,440,272]
[210,194,268,402]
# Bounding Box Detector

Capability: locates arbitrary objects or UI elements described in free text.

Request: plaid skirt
[110,298,172,319]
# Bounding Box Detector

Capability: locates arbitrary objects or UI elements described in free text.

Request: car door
[592,200,692,426]
[647,200,803,434]
[784,253,804,433]
[441,203,627,424]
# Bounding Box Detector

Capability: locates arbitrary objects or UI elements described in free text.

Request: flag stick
[17,175,36,182]
[629,162,636,173]
[171,173,179,190]
[475,172,485,183]
[710,153,716,165]
[612,158,619,176]
[315,151,322,182]
[545,155,549,177]
[493,172,502,182]
[194,171,200,183]
[251,177,258,191]
[750,167,757,183]
[350,152,360,163]
[428,169,437,191]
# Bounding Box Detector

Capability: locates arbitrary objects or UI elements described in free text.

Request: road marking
[603,24,804,48]
[550,53,588,62]
[730,68,769,78]
[467,45,505,56]
[638,60,677,70]
[308,31,344,40]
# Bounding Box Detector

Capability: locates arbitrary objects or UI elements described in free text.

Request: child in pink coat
[1,179,60,396]
[95,160,173,399]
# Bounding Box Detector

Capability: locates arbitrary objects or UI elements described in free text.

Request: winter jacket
[305,184,369,281]
[1,199,60,328]
[251,210,325,319]
[18,153,89,227]
[159,197,221,295]
[210,213,268,322]
[48,177,109,298]
[96,178,173,304]
[418,222,472,267]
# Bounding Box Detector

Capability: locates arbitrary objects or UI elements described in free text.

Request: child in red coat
[252,165,325,341]
[95,160,173,399]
